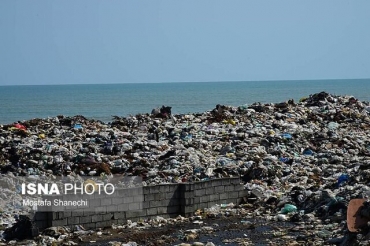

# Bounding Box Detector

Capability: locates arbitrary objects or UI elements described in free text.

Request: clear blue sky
[1,1,369,85]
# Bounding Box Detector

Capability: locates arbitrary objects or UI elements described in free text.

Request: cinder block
[71,211,84,217]
[194,197,200,204]
[93,192,108,199]
[80,193,93,201]
[185,183,194,191]
[141,201,150,209]
[159,185,169,193]
[154,193,166,200]
[193,203,200,210]
[112,197,124,205]
[52,212,59,220]
[101,198,112,206]
[230,178,241,184]
[143,187,151,195]
[102,213,114,221]
[184,198,193,206]
[202,202,209,209]
[225,185,234,192]
[125,210,145,218]
[157,207,168,214]
[149,186,160,194]
[96,221,111,229]
[204,181,213,188]
[106,204,118,212]
[123,196,134,204]
[91,214,103,222]
[144,193,155,201]
[134,195,144,203]
[205,187,215,195]
[214,186,225,193]
[112,212,125,220]
[117,203,129,211]
[228,191,239,199]
[210,194,219,201]
[83,211,95,216]
[184,191,195,199]
[129,202,142,211]
[146,207,157,216]
[193,182,202,190]
[117,188,130,197]
[220,193,229,200]
[94,206,107,213]
[115,218,127,225]
[199,202,209,210]
[132,187,143,195]
[168,185,179,192]
[142,201,150,209]
[51,218,67,227]
[236,185,245,191]
[166,192,180,199]
[63,211,72,218]
[182,206,194,214]
[194,189,206,197]
[212,180,222,187]
[82,222,96,229]
[67,216,80,225]
[79,216,92,224]
[165,192,174,200]
[200,196,209,203]
[222,179,231,185]
[150,200,166,207]
[123,189,134,197]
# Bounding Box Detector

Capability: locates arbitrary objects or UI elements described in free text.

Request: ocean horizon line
[1,77,369,87]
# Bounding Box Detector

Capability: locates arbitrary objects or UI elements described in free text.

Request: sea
[0,79,369,125]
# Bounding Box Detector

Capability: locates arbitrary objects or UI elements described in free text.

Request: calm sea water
[0,79,369,124]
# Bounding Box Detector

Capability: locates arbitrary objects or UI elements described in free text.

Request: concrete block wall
[181,177,246,216]
[33,177,246,233]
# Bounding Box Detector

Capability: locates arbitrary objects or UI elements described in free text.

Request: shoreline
[2,80,370,126]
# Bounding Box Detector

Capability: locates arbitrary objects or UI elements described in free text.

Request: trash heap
[2,91,370,244]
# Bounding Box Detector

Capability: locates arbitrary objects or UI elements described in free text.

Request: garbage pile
[2,91,370,243]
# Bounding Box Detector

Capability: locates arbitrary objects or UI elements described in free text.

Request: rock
[192,243,204,246]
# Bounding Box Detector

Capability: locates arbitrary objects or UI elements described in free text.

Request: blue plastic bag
[337,174,349,187]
